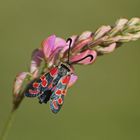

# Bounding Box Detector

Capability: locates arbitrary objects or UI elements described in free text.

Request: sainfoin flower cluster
[13,17,140,112]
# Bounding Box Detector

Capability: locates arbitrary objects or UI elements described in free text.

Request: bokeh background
[0,0,140,140]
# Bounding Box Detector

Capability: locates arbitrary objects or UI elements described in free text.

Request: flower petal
[72,37,93,54]
[68,74,78,88]
[71,31,93,54]
[94,25,111,40]
[54,37,66,50]
[95,43,116,54]
[42,35,56,59]
[109,19,128,37]
[48,47,62,68]
[30,49,44,78]
[116,18,128,27]
[60,35,78,58]
[127,17,140,26]
[13,72,30,96]
[78,31,92,41]
[31,49,44,65]
[70,50,97,65]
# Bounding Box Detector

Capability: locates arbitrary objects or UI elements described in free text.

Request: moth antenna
[66,38,72,65]
[70,54,94,65]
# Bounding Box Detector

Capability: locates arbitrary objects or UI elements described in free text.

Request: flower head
[42,35,66,65]
[13,17,140,112]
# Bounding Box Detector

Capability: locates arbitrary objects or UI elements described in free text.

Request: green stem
[0,110,16,140]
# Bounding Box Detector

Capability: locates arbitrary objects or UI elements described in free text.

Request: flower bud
[95,43,116,54]
[94,25,111,40]
[13,72,31,96]
[109,18,128,37]
[127,18,140,26]
[78,31,92,41]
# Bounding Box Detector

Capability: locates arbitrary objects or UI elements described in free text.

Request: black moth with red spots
[25,63,72,113]
[24,38,94,113]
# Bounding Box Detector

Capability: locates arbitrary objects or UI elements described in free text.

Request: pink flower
[12,32,98,114]
[31,34,97,70]
[30,35,67,74]
[30,48,44,78]
[42,35,66,61]
[14,34,97,101]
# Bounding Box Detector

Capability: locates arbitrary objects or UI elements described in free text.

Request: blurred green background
[0,0,140,140]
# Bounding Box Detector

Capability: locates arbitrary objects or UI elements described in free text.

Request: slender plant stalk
[0,88,26,140]
[0,110,16,140]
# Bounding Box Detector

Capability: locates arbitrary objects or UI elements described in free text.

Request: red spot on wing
[57,98,63,105]
[33,82,39,88]
[40,75,45,80]
[41,80,48,87]
[62,75,70,84]
[50,67,58,77]
[55,89,61,95]
[53,100,58,109]
[29,89,40,95]
[48,83,53,89]
[62,90,66,95]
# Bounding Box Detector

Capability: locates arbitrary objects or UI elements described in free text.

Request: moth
[25,38,94,113]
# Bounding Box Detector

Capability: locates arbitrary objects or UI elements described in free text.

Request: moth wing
[50,75,70,113]
[25,67,58,97]
[24,78,41,97]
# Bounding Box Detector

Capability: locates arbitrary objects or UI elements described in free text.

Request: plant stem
[0,110,16,140]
